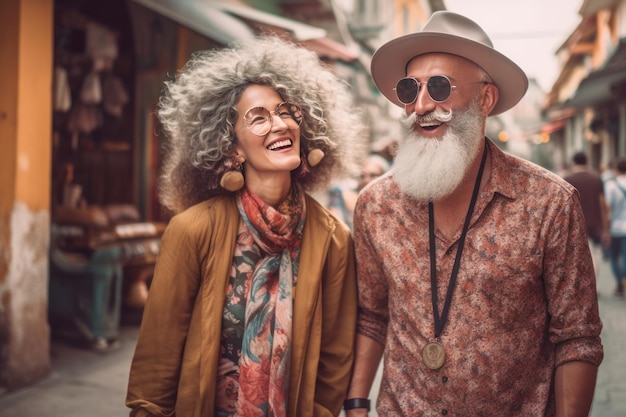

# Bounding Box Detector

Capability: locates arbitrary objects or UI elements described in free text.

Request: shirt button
[442,376,448,383]
[442,410,448,415]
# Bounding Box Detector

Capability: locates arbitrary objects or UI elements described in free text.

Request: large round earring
[296,148,325,178]
[220,169,244,192]
[307,149,324,167]
[219,155,245,192]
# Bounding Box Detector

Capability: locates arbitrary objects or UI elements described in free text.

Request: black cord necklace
[421,140,487,370]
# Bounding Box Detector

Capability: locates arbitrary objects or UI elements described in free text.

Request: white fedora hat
[371,11,528,116]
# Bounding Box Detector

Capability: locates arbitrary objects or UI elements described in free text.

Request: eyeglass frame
[393,75,487,105]
[239,102,303,137]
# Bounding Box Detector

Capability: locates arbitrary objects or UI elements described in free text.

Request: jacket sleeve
[126,211,207,417]
[314,223,358,416]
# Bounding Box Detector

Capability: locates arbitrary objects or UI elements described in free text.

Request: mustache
[403,109,453,130]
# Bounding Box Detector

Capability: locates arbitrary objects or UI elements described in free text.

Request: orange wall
[0,0,52,211]
[0,1,19,221]
[15,0,53,208]
[0,0,53,391]
[395,0,429,36]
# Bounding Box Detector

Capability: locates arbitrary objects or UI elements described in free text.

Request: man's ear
[480,83,499,116]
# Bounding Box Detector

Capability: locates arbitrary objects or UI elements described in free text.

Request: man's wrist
[344,398,371,411]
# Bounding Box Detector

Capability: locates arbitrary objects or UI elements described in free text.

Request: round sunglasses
[241,102,303,136]
[393,75,486,105]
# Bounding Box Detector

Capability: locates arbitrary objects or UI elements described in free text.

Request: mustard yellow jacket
[126,194,357,417]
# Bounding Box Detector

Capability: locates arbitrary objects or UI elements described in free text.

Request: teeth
[420,122,441,128]
[268,139,292,150]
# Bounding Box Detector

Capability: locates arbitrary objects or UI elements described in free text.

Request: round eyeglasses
[241,102,303,136]
[393,75,486,105]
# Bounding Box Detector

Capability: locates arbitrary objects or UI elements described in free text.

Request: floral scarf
[230,184,305,416]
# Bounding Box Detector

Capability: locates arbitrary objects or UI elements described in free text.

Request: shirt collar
[485,138,518,201]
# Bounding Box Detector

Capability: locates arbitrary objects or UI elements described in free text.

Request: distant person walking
[563,151,609,280]
[605,157,626,297]
[327,153,390,230]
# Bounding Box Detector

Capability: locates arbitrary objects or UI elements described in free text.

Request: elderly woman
[126,36,365,417]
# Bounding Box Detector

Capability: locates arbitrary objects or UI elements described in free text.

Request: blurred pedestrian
[327,153,390,230]
[563,151,610,281]
[357,154,391,191]
[126,36,363,417]
[370,136,398,165]
[604,156,626,297]
[601,157,618,184]
[346,11,603,417]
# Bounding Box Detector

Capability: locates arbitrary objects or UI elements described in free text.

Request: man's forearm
[554,360,598,417]
[345,333,385,416]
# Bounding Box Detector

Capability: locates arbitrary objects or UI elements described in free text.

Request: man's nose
[405,84,436,116]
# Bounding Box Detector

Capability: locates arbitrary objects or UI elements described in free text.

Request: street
[590,257,626,416]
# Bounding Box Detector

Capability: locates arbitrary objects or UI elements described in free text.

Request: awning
[298,38,359,62]
[213,2,358,61]
[568,39,626,108]
[568,70,626,108]
[540,120,565,134]
[130,0,329,45]
[130,0,255,45]
[580,0,620,16]
[214,2,326,41]
[130,0,358,62]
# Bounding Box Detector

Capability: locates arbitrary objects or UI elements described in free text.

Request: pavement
[1,257,625,417]
[0,323,138,417]
[589,256,626,417]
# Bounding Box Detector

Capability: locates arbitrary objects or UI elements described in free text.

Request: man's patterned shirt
[354,140,603,417]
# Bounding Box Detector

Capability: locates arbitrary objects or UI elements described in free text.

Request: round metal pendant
[422,340,446,370]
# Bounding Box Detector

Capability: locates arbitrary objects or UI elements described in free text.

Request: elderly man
[345,11,603,417]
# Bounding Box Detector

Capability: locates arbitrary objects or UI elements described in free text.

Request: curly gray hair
[157,35,367,214]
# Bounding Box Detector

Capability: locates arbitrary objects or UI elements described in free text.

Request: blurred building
[542,0,626,172]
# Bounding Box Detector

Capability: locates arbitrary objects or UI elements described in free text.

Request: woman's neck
[245,174,292,207]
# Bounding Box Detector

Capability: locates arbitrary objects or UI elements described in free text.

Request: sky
[444,0,582,92]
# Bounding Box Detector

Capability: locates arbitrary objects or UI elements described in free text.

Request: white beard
[392,100,485,201]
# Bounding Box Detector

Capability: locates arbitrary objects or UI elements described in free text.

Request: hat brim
[371,32,529,116]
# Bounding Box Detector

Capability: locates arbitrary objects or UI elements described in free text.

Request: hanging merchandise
[80,71,102,104]
[67,104,103,148]
[86,22,118,71]
[54,66,72,112]
[102,73,129,117]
